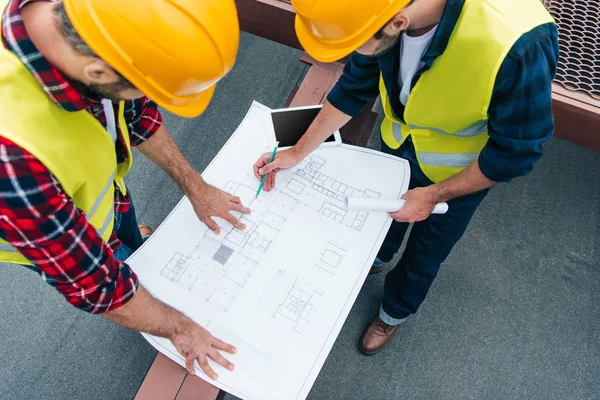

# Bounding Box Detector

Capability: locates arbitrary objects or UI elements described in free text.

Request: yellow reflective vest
[380,0,555,183]
[0,32,132,266]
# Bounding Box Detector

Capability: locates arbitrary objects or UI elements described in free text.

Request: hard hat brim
[294,0,412,63]
[295,16,358,63]
[64,0,219,119]
[157,84,217,118]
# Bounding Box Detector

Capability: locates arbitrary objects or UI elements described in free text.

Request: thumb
[259,159,280,176]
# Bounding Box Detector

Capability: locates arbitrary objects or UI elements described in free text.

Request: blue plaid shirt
[327,0,560,183]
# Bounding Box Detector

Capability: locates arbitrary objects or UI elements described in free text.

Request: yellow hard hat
[292,0,412,63]
[64,0,240,118]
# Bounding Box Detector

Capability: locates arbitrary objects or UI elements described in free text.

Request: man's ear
[82,59,119,85]
[386,12,410,35]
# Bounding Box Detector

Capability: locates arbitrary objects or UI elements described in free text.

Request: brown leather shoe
[138,224,153,239]
[360,316,399,355]
[369,265,385,275]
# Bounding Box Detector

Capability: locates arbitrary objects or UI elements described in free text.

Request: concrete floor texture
[1,33,599,400]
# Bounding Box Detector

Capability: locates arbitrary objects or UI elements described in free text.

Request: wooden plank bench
[135,354,224,400]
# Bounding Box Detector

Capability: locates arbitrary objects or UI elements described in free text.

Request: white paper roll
[344,197,449,214]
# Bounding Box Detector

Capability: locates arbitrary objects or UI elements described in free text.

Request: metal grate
[543,0,600,100]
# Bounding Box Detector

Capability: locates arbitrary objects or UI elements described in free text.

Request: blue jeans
[112,195,144,261]
[378,140,489,324]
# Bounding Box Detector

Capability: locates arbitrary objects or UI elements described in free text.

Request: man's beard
[371,30,403,57]
[88,73,137,101]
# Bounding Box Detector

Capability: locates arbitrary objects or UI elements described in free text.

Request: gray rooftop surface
[1,33,599,400]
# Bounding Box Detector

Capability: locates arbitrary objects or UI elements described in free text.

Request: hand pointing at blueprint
[189,182,252,234]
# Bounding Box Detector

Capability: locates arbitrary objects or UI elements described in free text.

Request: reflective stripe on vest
[388,120,487,142]
[378,0,555,183]
[408,121,487,138]
[0,170,117,254]
[418,152,479,168]
[392,122,403,143]
[88,170,117,220]
[98,206,115,237]
[0,244,16,252]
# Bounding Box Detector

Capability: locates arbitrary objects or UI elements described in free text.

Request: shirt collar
[422,0,465,61]
[1,0,89,112]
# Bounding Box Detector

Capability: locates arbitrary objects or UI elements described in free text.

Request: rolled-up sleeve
[125,96,163,146]
[327,53,382,117]
[479,24,559,182]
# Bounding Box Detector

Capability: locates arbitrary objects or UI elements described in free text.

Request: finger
[212,337,237,354]
[267,168,281,191]
[230,196,242,204]
[388,211,408,223]
[259,159,280,176]
[230,202,252,215]
[253,164,262,180]
[253,153,272,179]
[263,172,272,191]
[202,217,221,234]
[198,356,218,380]
[267,171,276,191]
[223,213,245,230]
[208,348,234,371]
[185,357,196,375]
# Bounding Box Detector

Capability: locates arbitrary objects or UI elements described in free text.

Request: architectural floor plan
[127,102,410,400]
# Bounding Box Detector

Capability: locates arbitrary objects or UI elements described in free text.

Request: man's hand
[170,318,237,379]
[105,286,238,381]
[389,187,438,223]
[251,101,353,191]
[253,149,301,191]
[388,159,498,223]
[188,183,251,234]
[137,126,250,233]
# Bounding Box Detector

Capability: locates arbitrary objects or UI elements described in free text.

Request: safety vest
[380,0,555,183]
[0,27,132,265]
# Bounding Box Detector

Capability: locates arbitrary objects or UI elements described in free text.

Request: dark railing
[544,0,599,101]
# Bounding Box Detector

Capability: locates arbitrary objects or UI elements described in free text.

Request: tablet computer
[268,105,342,150]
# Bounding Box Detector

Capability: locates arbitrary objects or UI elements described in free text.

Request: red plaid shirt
[0,0,163,313]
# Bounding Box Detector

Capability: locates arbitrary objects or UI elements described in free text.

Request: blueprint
[127,102,410,400]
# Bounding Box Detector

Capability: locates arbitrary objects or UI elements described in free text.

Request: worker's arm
[0,137,140,312]
[124,98,249,233]
[253,53,381,190]
[0,137,236,378]
[253,101,351,190]
[137,125,251,233]
[390,24,559,223]
[105,285,236,379]
[389,160,496,223]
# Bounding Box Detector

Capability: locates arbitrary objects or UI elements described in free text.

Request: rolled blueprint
[344,196,449,214]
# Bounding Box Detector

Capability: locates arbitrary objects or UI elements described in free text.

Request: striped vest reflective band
[0,27,132,266]
[380,0,555,183]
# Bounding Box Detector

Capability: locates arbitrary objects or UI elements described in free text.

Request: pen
[256,142,279,198]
